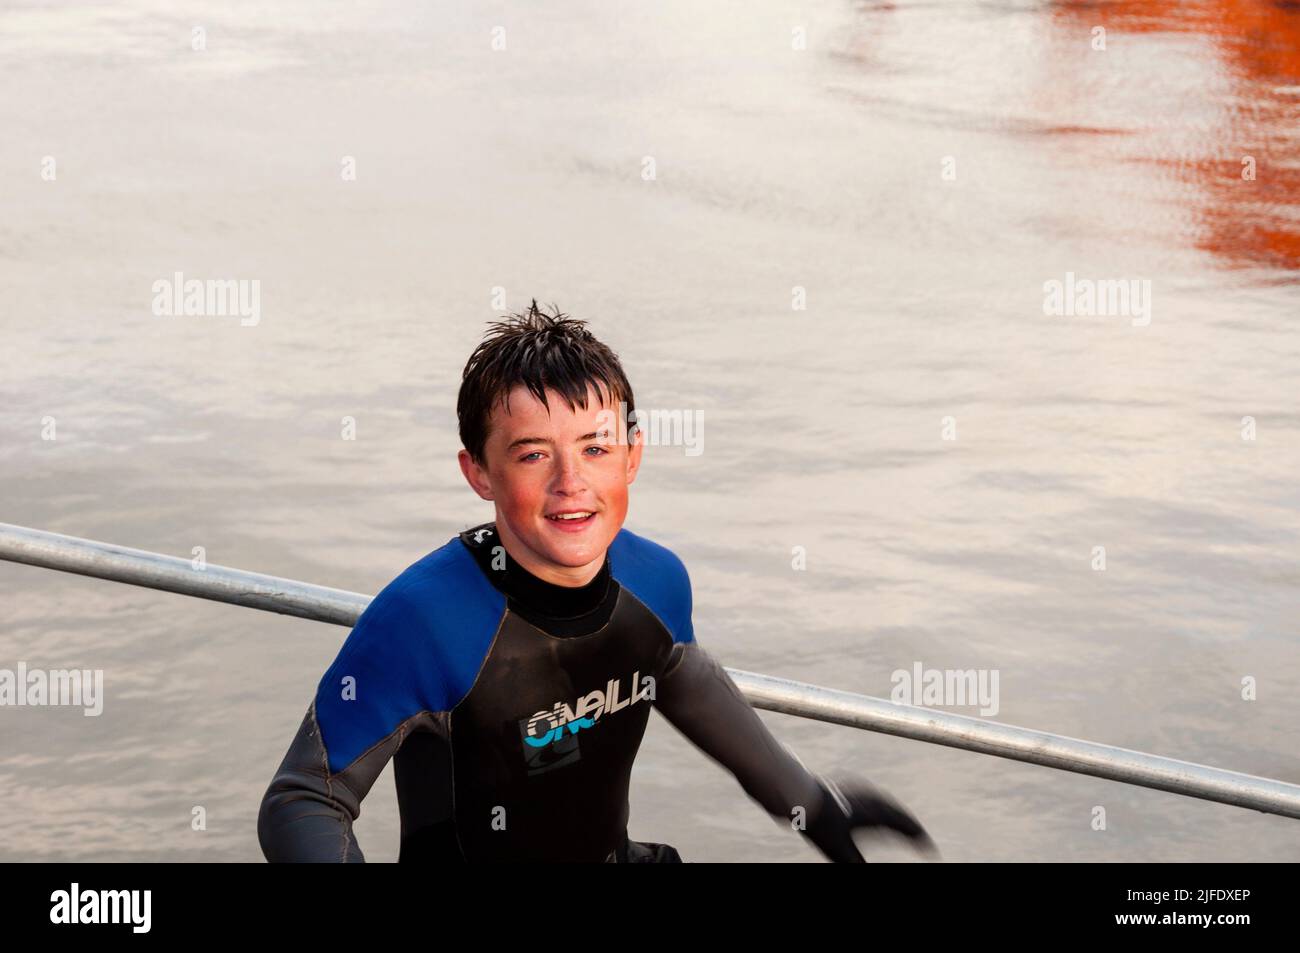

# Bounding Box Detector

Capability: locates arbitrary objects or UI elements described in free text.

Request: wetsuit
[257,521,832,863]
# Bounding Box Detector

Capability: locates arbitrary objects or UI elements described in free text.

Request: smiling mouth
[545,511,596,528]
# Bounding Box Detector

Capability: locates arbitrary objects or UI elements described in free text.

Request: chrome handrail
[3,521,1297,820]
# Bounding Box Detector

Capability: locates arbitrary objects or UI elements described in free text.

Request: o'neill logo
[523,670,652,749]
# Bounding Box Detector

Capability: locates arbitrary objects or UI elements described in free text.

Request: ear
[458,448,495,501]
[625,424,644,485]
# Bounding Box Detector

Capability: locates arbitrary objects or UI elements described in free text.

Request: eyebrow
[505,431,608,451]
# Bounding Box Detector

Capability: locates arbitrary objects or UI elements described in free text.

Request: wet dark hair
[457,299,636,464]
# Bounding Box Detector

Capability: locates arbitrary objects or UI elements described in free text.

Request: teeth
[549,512,593,520]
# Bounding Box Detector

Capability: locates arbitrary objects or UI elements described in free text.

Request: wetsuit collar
[458,522,611,619]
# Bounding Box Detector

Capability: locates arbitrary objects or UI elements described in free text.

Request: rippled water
[1,0,1297,861]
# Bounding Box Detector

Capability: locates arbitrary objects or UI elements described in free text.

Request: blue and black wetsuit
[257,522,827,862]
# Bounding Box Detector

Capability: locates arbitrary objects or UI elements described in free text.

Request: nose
[550,450,589,497]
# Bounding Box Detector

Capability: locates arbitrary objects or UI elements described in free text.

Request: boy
[257,300,933,862]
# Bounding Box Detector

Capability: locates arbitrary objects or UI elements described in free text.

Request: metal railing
[2,520,1298,821]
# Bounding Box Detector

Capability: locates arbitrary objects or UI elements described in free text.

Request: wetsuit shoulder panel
[608,527,694,645]
[314,536,506,773]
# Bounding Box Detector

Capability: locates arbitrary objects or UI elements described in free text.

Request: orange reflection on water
[1055,0,1300,271]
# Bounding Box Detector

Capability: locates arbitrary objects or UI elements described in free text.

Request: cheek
[596,466,630,508]
[494,468,547,515]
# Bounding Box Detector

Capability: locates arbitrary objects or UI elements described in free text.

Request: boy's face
[458,383,643,586]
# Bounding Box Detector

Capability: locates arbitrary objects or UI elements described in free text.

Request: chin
[535,517,619,563]
[537,537,604,567]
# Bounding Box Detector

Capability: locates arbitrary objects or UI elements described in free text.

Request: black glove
[801,774,938,863]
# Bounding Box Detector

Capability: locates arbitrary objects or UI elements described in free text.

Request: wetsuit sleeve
[257,582,443,863]
[614,529,844,845]
[653,638,826,825]
[257,702,383,862]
